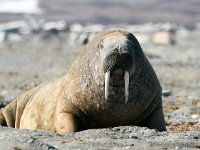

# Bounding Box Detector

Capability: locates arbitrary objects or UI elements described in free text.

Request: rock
[0,21,27,32]
[191,114,199,119]
[70,24,83,33]
[5,33,22,43]
[0,31,5,43]
[162,89,172,97]
[194,122,200,130]
[78,32,89,45]
[83,24,104,33]
[24,14,43,32]
[0,97,5,108]
[152,30,175,45]
[68,32,80,46]
[0,90,8,96]
[134,33,151,44]
[174,106,193,115]
[43,21,68,32]
[0,96,9,108]
[192,99,200,108]
[17,82,38,91]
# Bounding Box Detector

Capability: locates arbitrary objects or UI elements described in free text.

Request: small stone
[0,98,5,108]
[191,114,199,119]
[0,31,5,43]
[30,82,37,87]
[1,90,8,96]
[152,31,175,45]
[28,138,34,143]
[6,33,22,43]
[175,107,192,115]
[175,146,182,150]
[162,89,171,97]
[134,33,151,44]
[129,135,139,139]
[70,24,83,32]
[13,146,22,150]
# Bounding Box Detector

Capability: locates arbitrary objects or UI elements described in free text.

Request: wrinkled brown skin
[0,28,166,134]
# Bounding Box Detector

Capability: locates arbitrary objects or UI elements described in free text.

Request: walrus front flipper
[55,112,81,135]
[144,107,166,131]
[142,94,166,132]
[0,100,17,127]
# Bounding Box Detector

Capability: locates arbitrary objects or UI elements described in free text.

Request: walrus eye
[98,44,104,49]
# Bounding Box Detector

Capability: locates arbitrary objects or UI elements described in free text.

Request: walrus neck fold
[104,71,129,103]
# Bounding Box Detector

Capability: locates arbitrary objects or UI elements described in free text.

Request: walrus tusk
[105,71,110,100]
[124,71,129,103]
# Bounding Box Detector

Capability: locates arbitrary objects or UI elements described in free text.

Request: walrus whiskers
[105,71,110,100]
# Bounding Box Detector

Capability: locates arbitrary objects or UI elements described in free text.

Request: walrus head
[97,32,135,103]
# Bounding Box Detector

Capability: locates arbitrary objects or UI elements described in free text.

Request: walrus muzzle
[102,43,134,103]
[105,69,130,103]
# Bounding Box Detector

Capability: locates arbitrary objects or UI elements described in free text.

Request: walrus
[0,28,166,134]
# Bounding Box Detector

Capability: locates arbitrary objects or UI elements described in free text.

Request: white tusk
[105,71,110,100]
[124,71,129,103]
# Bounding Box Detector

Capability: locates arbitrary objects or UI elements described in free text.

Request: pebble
[191,114,199,119]
[128,135,139,139]
[1,90,8,96]
[174,107,192,115]
[0,31,5,43]
[0,21,190,46]
[70,24,83,32]
[175,146,182,150]
[162,89,171,97]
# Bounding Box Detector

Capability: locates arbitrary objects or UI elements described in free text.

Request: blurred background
[0,0,200,24]
[0,0,200,131]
